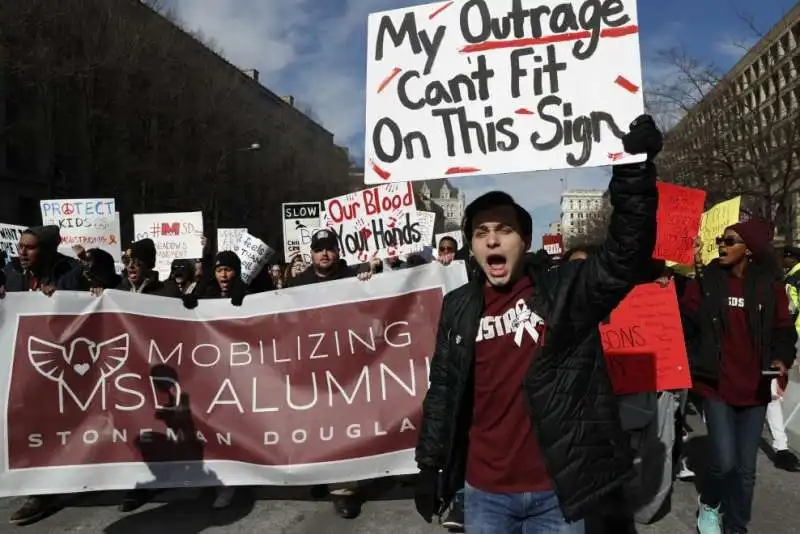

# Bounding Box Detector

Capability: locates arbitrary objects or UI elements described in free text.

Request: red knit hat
[726,218,774,261]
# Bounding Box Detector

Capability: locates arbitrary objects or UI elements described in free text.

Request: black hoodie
[1,226,80,292]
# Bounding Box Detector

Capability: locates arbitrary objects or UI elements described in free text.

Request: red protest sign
[654,182,706,265]
[542,234,564,256]
[600,280,691,395]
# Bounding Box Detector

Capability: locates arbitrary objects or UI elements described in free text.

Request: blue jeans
[464,483,584,534]
[701,398,767,534]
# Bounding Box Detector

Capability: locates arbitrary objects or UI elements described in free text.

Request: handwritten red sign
[600,281,691,395]
[654,182,706,265]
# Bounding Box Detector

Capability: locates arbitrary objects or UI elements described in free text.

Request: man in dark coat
[413,115,662,532]
[116,238,180,297]
[1,225,81,525]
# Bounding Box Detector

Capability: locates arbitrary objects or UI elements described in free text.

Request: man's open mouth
[487,254,507,276]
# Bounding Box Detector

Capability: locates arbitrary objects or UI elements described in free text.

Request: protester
[284,255,306,285]
[269,263,285,288]
[413,115,662,533]
[682,221,797,534]
[166,259,199,295]
[116,238,181,296]
[1,225,82,524]
[61,248,122,292]
[287,229,376,287]
[437,236,458,265]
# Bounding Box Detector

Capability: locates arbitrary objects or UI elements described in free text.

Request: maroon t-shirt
[466,276,551,493]
[682,274,792,406]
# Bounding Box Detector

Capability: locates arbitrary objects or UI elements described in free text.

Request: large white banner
[39,199,121,259]
[282,202,322,264]
[364,0,646,184]
[132,212,204,276]
[0,263,467,496]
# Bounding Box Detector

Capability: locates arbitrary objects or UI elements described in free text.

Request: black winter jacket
[2,254,80,292]
[116,273,182,297]
[415,161,659,522]
[287,259,366,287]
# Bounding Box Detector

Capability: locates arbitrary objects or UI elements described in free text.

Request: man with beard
[1,225,81,525]
[413,115,663,533]
[116,238,180,297]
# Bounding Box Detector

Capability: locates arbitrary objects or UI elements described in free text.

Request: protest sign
[408,211,436,253]
[364,0,645,184]
[0,223,25,264]
[233,232,274,284]
[132,212,204,276]
[218,228,247,252]
[434,231,463,251]
[323,183,420,263]
[600,281,691,395]
[699,196,741,265]
[653,182,706,265]
[282,202,322,264]
[0,263,467,496]
[39,199,120,259]
[542,234,564,257]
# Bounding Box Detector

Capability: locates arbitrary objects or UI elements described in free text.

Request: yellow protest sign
[699,197,741,264]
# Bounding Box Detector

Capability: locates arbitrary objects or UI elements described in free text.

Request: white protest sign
[218,228,247,252]
[364,0,645,184]
[435,230,464,251]
[282,202,322,264]
[323,182,420,264]
[234,232,275,285]
[39,199,120,259]
[0,223,25,265]
[132,212,203,276]
[408,211,436,253]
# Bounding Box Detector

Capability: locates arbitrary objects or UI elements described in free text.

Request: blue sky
[164,0,796,243]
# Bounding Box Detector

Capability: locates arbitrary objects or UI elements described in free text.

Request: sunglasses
[716,236,745,247]
[439,246,455,253]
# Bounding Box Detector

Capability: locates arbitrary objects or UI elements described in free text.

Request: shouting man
[413,115,663,533]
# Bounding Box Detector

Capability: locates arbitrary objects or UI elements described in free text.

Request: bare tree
[648,9,800,238]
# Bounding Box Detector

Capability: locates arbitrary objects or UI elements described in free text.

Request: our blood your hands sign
[364,0,645,184]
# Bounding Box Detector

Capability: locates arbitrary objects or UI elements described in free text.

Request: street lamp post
[213,142,261,231]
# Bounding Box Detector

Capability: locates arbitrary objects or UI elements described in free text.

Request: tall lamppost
[213,142,260,231]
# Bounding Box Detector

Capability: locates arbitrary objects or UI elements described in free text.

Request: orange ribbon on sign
[109,235,118,245]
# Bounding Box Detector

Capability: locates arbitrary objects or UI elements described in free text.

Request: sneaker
[9,496,51,525]
[212,487,236,509]
[441,501,464,530]
[676,458,696,481]
[696,497,722,534]
[332,494,362,519]
[774,449,800,472]
[119,489,153,512]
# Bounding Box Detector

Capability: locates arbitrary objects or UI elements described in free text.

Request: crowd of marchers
[2,115,799,534]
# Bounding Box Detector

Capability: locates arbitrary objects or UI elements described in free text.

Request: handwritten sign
[39,198,119,259]
[0,223,25,264]
[408,211,436,253]
[132,212,203,276]
[600,281,691,395]
[322,182,420,264]
[282,202,322,264]
[218,228,247,253]
[542,234,564,257]
[699,196,741,265]
[233,232,275,285]
[364,0,646,184]
[653,182,706,265]
[435,231,464,251]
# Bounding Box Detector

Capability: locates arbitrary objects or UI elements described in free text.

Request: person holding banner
[682,221,797,534]
[116,238,181,297]
[414,116,663,533]
[1,225,83,525]
[288,229,378,288]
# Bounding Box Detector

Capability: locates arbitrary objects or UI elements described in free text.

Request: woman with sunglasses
[682,218,796,534]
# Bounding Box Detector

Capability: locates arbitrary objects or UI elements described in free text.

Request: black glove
[182,293,199,310]
[229,278,246,307]
[413,467,440,523]
[622,114,663,161]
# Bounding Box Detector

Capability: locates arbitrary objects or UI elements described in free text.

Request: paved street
[0,415,797,533]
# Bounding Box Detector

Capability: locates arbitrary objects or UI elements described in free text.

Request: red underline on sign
[429,1,454,20]
[445,167,481,175]
[614,75,640,93]
[608,152,624,161]
[459,24,639,53]
[377,67,402,93]
[370,159,392,180]
[515,108,535,115]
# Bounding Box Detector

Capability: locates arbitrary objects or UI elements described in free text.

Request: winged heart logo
[27,334,130,413]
